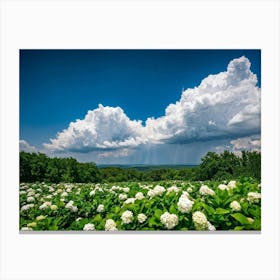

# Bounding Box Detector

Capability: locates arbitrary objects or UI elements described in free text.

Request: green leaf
[148,217,159,227]
[169,204,177,214]
[234,226,244,231]
[154,209,163,220]
[215,208,230,215]
[231,213,250,225]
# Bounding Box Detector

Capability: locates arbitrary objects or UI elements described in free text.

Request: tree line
[20,150,261,183]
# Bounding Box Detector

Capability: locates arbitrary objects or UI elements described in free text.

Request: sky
[20,50,261,164]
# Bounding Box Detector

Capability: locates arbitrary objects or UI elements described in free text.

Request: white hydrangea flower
[65,200,78,212]
[177,195,194,213]
[21,227,33,231]
[247,192,261,203]
[89,190,95,196]
[218,184,229,191]
[27,191,35,197]
[230,201,241,211]
[83,223,95,231]
[167,185,180,194]
[154,185,166,196]
[61,192,68,197]
[39,201,52,210]
[147,189,156,198]
[110,185,120,191]
[137,213,147,223]
[50,205,58,211]
[199,185,215,196]
[192,211,209,230]
[118,193,127,200]
[105,219,118,231]
[121,210,134,224]
[36,215,46,221]
[20,190,26,195]
[135,192,145,200]
[247,217,254,224]
[207,221,216,231]
[27,196,35,203]
[160,212,178,229]
[187,187,193,193]
[97,204,105,213]
[228,180,237,189]
[122,187,130,193]
[148,185,165,198]
[76,217,82,222]
[27,222,37,228]
[21,204,34,211]
[123,198,136,204]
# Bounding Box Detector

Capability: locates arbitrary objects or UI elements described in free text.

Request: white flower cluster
[122,187,130,193]
[21,204,34,212]
[218,184,228,191]
[105,219,118,231]
[39,201,52,210]
[247,192,261,203]
[121,210,134,224]
[118,193,128,200]
[27,196,35,203]
[230,201,241,211]
[61,191,68,197]
[97,204,105,213]
[192,211,215,231]
[123,198,136,204]
[160,212,178,229]
[199,185,215,196]
[177,194,194,213]
[228,180,237,189]
[167,185,180,194]
[21,227,33,231]
[36,215,46,221]
[65,200,78,212]
[137,213,147,223]
[147,185,166,198]
[83,223,95,231]
[187,187,193,193]
[135,192,145,200]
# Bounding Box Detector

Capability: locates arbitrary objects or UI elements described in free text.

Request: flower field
[20,178,261,231]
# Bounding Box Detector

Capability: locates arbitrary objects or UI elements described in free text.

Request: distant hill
[97,164,198,171]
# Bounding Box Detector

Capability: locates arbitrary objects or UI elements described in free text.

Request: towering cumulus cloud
[43,56,261,154]
[145,56,260,143]
[44,105,146,152]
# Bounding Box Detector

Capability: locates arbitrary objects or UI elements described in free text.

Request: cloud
[145,56,260,144]
[43,104,147,152]
[43,56,261,154]
[20,140,37,152]
[230,135,261,152]
[214,135,261,156]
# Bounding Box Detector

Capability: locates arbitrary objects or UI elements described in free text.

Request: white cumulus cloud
[43,104,147,152]
[145,56,260,144]
[43,56,261,154]
[20,140,37,152]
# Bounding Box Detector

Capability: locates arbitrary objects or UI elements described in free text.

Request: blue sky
[20,50,261,164]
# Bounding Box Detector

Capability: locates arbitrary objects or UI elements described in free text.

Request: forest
[20,150,261,183]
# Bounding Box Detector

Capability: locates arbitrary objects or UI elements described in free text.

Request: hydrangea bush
[19,178,261,231]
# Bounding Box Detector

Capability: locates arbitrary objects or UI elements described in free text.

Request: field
[20,178,261,231]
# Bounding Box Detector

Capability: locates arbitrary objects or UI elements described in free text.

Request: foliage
[20,152,100,183]
[19,178,261,231]
[20,150,261,183]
